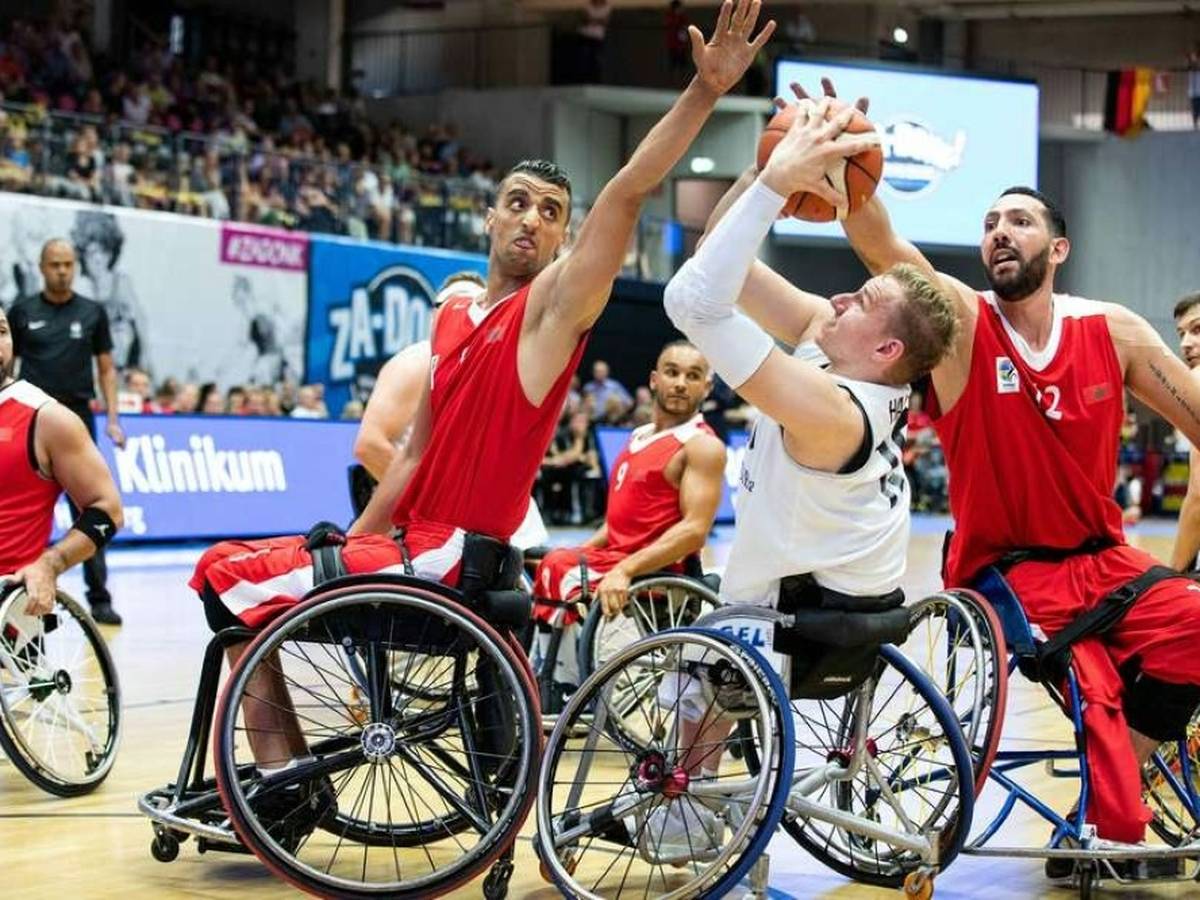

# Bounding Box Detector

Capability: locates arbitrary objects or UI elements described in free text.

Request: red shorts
[531,546,683,626]
[190,522,468,631]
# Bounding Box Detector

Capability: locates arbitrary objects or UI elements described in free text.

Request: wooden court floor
[2,519,1197,899]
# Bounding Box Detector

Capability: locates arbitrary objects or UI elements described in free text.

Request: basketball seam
[847,156,880,186]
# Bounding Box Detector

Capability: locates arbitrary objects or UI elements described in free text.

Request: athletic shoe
[251,774,338,851]
[638,800,723,866]
[1046,831,1184,882]
[90,602,122,626]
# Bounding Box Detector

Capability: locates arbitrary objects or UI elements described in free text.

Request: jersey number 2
[1036,385,1063,421]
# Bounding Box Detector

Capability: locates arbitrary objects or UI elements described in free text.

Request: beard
[986,243,1051,302]
[0,355,12,385]
[652,387,696,417]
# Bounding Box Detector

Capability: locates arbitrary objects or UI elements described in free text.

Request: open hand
[759,98,880,207]
[690,0,776,98]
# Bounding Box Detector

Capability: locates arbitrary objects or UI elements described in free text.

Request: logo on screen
[880,118,966,198]
[328,266,436,384]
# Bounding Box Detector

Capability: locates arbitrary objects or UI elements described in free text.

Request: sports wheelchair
[941,563,1200,898]
[138,543,542,899]
[535,576,978,899]
[0,579,121,796]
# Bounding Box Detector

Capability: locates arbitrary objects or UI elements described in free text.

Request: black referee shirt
[9,292,113,405]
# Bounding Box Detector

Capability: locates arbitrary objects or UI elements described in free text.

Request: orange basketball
[756,99,884,222]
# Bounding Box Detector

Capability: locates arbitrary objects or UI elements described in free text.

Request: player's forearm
[611,80,721,201]
[842,196,926,277]
[350,451,419,535]
[354,428,397,482]
[1172,491,1200,571]
[39,528,101,576]
[583,523,609,549]
[100,365,119,422]
[613,520,708,579]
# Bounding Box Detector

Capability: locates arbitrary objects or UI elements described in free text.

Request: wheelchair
[138,572,540,899]
[521,548,721,732]
[947,564,1200,898]
[535,579,978,899]
[0,579,121,796]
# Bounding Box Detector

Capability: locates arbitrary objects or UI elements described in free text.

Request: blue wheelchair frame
[965,565,1200,863]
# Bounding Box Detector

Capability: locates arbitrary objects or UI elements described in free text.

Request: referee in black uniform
[8,238,126,625]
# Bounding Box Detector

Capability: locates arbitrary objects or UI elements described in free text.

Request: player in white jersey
[651,98,960,862]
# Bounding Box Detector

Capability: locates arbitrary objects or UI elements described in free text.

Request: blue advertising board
[594,426,750,525]
[772,59,1039,247]
[306,235,487,414]
[53,414,360,542]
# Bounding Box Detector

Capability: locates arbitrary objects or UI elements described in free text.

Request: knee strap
[1122,658,1200,742]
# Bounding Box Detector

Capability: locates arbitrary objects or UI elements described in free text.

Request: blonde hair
[884,263,960,384]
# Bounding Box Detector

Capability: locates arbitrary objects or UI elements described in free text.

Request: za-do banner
[51,413,360,542]
[305,236,487,414]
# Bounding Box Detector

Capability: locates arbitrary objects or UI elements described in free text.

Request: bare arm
[9,404,125,613]
[583,522,609,550]
[95,351,125,448]
[702,167,833,346]
[528,0,774,339]
[354,341,430,480]
[596,437,726,616]
[349,370,432,535]
[1117,306,1200,449]
[1172,445,1200,571]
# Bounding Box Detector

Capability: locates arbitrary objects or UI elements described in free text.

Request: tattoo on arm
[1148,360,1200,430]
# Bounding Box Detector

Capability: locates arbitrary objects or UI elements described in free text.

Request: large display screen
[595,426,750,525]
[772,59,1039,247]
[52,414,359,542]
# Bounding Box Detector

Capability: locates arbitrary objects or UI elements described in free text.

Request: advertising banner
[595,425,750,525]
[52,414,359,542]
[306,236,487,414]
[0,193,308,387]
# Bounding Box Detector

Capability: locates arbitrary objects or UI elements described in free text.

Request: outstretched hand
[772,76,869,115]
[690,0,776,98]
[759,97,881,207]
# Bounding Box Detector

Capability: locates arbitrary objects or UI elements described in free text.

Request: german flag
[1104,67,1154,136]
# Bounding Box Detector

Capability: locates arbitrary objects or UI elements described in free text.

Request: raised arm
[11,403,124,614]
[595,435,726,617]
[702,166,833,346]
[528,0,774,340]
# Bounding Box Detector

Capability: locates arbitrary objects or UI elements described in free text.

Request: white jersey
[721,343,911,607]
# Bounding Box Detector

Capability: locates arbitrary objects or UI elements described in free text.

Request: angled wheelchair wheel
[742,645,974,888]
[213,579,539,898]
[905,589,1008,795]
[537,627,794,900]
[0,586,121,796]
[578,575,720,687]
[1144,709,1200,846]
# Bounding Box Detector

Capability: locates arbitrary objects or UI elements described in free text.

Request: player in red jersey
[1169,291,1200,572]
[0,306,124,618]
[795,73,1200,860]
[189,0,773,775]
[529,340,726,694]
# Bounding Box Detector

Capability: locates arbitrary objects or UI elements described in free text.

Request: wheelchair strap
[305,520,349,586]
[992,536,1117,574]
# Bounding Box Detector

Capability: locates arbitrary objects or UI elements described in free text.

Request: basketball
[756,99,884,222]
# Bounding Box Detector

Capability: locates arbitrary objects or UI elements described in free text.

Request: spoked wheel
[213,580,539,899]
[1144,710,1200,845]
[537,627,794,899]
[904,590,1008,795]
[741,646,975,888]
[578,577,720,748]
[0,586,121,796]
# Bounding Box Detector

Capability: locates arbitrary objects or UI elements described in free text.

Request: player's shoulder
[683,424,727,463]
[1,379,53,410]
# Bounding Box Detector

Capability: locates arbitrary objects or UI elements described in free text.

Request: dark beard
[986,244,1051,302]
[652,387,695,417]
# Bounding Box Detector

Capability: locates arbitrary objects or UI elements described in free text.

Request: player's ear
[1050,235,1070,265]
[878,337,905,365]
[484,207,495,236]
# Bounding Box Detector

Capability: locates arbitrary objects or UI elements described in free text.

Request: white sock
[257,754,314,778]
[556,623,580,686]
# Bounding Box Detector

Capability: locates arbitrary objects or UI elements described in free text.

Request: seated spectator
[226,385,247,414]
[629,386,654,427]
[117,367,153,413]
[582,359,632,423]
[176,381,200,414]
[291,385,328,419]
[540,411,603,525]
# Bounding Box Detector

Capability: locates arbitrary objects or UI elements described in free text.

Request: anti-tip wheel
[903,871,933,899]
[150,833,180,863]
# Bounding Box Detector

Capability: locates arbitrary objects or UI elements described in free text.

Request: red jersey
[605,415,714,555]
[392,283,588,540]
[932,293,1125,585]
[0,381,61,572]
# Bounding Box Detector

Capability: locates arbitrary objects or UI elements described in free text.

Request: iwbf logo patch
[996,357,1020,394]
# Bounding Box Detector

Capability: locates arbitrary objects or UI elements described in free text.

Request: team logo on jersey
[995,357,1019,394]
[69,321,82,339]
[879,117,966,198]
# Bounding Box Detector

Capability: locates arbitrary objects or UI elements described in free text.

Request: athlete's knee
[199,583,243,635]
[1121,657,1200,742]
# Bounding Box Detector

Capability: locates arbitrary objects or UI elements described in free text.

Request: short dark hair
[1175,292,1200,321]
[657,339,707,370]
[999,186,1067,239]
[503,159,572,201]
